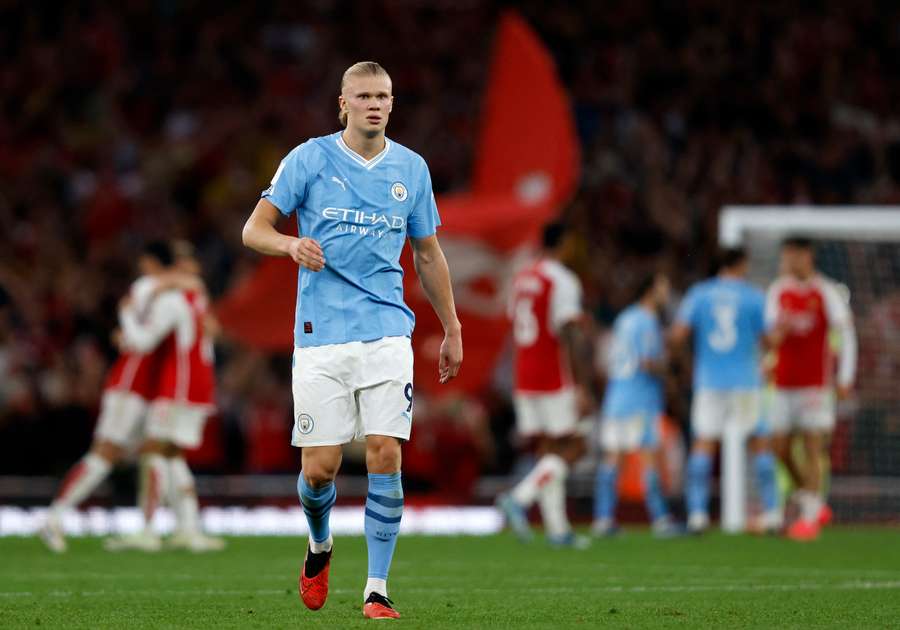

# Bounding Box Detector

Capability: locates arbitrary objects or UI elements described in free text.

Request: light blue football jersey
[602,305,664,418]
[676,277,766,390]
[262,132,440,348]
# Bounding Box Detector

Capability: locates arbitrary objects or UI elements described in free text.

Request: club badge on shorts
[390,182,408,202]
[297,413,315,434]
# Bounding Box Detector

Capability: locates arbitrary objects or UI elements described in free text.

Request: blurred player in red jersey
[105,241,224,552]
[39,242,173,553]
[766,236,857,541]
[496,223,595,547]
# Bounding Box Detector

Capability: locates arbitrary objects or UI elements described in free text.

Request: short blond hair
[339,61,390,127]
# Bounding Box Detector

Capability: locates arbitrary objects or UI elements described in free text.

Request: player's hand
[438,327,463,384]
[288,237,326,271]
[836,384,853,400]
[575,385,597,417]
[111,328,124,350]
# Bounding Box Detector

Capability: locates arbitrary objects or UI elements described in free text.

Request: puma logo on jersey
[331,176,347,191]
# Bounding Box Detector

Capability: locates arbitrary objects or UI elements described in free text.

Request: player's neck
[341,128,386,161]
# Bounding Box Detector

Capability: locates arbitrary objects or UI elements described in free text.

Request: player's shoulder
[539,259,580,287]
[386,137,428,168]
[767,274,794,293]
[284,134,336,164]
[685,278,713,300]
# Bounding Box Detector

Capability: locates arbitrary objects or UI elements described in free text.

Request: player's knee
[366,436,402,474]
[302,461,340,487]
[92,441,123,464]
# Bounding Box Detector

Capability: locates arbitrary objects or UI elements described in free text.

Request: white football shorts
[93,389,148,448]
[599,411,660,453]
[291,336,414,447]
[513,388,578,438]
[770,387,835,434]
[145,400,212,449]
[691,389,761,440]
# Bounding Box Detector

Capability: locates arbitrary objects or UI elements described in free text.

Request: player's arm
[118,292,181,353]
[559,318,597,413]
[824,282,857,397]
[762,282,787,349]
[243,146,323,270]
[409,234,462,383]
[242,198,324,271]
[549,268,596,412]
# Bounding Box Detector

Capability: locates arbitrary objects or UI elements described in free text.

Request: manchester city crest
[297,413,315,434]
[390,182,408,202]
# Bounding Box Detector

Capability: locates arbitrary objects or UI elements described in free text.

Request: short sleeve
[821,280,851,326]
[261,144,309,217]
[765,281,782,328]
[675,287,698,328]
[406,160,441,238]
[549,268,583,332]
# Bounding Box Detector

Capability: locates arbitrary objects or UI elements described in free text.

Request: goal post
[717,206,900,531]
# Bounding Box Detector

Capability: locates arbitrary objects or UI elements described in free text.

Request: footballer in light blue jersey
[602,304,664,420]
[675,275,767,390]
[670,248,780,535]
[594,274,677,537]
[262,131,440,347]
[243,62,462,619]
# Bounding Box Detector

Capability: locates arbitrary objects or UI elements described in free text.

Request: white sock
[537,459,571,538]
[139,453,170,531]
[168,456,199,535]
[511,453,567,508]
[51,453,113,513]
[364,577,387,600]
[309,533,333,554]
[799,490,823,523]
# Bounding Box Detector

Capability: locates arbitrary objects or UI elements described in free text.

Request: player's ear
[389,96,393,113]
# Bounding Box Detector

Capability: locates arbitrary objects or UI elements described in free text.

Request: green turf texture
[2,528,899,629]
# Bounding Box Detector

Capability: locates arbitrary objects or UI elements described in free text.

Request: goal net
[719,206,900,525]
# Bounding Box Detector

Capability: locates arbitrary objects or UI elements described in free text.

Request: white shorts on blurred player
[691,389,761,439]
[770,387,835,434]
[513,388,578,439]
[599,411,660,453]
[291,336,414,447]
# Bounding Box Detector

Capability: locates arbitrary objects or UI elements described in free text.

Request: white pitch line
[1,581,900,598]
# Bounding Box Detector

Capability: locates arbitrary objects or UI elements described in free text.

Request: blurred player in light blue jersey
[593,274,679,537]
[671,248,780,534]
[242,62,463,620]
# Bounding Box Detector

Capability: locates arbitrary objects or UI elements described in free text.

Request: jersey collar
[336,134,391,170]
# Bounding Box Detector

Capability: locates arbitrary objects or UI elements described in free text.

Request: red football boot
[786,519,820,542]
[817,504,833,527]
[363,592,401,619]
[299,545,332,610]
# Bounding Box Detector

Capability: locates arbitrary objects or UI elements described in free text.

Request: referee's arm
[409,234,462,383]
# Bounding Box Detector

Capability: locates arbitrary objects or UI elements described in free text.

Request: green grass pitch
[2,528,899,628]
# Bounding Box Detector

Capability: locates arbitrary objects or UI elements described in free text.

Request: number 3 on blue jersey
[709,302,738,352]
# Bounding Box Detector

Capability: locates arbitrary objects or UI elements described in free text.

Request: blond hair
[339,61,390,127]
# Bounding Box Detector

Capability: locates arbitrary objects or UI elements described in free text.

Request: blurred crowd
[1,2,899,488]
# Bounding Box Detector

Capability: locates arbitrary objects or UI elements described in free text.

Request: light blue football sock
[365,472,403,580]
[298,472,336,544]
[643,467,668,523]
[753,452,779,513]
[686,451,712,517]
[594,463,619,521]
